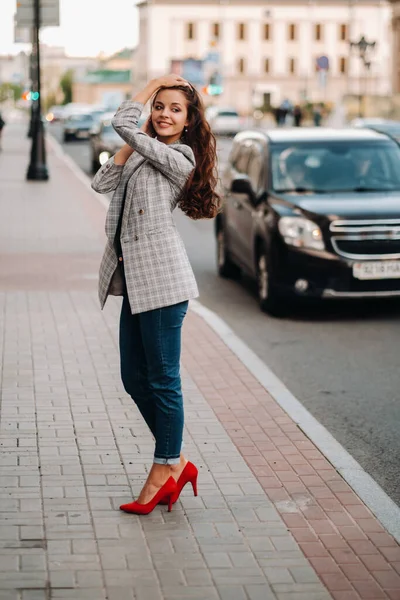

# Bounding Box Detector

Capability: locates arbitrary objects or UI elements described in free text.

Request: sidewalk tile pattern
[0,121,398,599]
[183,312,400,600]
[0,290,331,600]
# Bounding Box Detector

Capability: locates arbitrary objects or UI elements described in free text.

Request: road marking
[49,128,400,544]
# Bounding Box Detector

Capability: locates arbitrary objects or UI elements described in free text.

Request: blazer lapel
[105,153,146,241]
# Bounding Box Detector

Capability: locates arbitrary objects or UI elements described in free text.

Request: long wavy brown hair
[147,85,221,220]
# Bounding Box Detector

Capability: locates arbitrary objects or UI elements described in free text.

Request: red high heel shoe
[160,461,198,505]
[120,476,177,515]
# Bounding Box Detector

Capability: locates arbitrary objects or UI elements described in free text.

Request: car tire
[91,157,100,174]
[217,227,241,279]
[63,133,70,143]
[257,246,288,317]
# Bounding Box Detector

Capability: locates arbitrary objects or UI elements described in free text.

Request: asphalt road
[50,123,400,506]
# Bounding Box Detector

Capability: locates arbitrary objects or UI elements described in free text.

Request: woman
[92,74,220,514]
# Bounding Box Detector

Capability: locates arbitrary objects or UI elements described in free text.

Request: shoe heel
[191,473,198,497]
[168,494,173,512]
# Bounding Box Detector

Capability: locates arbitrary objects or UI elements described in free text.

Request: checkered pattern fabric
[91,101,199,314]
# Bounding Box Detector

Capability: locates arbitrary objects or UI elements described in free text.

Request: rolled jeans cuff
[153,456,180,465]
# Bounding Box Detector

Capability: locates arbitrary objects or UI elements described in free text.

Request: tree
[0,83,23,103]
[59,69,73,104]
[44,92,57,111]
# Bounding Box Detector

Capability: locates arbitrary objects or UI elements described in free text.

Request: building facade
[390,0,400,92]
[136,0,392,113]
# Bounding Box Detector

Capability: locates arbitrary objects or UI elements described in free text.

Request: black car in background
[216,128,400,316]
[90,112,125,173]
[90,112,147,173]
[62,113,95,141]
[351,118,400,144]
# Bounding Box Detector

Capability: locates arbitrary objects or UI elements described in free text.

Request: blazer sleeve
[112,100,195,187]
[91,156,124,194]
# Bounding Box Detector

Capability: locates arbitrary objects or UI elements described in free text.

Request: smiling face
[151,88,189,144]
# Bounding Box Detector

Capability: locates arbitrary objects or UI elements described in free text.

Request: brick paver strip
[0,121,398,599]
[182,313,400,599]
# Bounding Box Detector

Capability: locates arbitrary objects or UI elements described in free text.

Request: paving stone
[245,584,277,600]
[217,586,247,600]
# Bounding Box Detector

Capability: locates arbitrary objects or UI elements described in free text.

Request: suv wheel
[257,247,287,317]
[91,157,100,174]
[217,228,240,279]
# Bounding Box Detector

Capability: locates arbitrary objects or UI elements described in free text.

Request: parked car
[62,113,95,141]
[90,113,148,173]
[90,112,125,173]
[351,117,400,144]
[45,105,66,123]
[216,127,400,316]
[206,107,243,136]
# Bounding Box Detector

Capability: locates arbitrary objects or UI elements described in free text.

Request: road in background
[49,122,400,506]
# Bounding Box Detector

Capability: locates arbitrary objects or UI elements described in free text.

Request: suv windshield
[271,141,400,193]
[69,114,93,123]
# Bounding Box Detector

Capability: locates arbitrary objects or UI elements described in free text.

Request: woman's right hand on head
[153,74,190,89]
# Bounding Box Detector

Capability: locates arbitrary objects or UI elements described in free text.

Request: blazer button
[118,256,123,262]
[139,209,144,215]
[134,235,139,241]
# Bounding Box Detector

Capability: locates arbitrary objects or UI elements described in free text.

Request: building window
[213,22,220,40]
[187,22,195,40]
[315,23,323,41]
[288,24,296,41]
[264,23,271,41]
[238,23,246,40]
[289,57,296,75]
[264,58,270,73]
[340,24,347,41]
[238,58,246,74]
[339,56,347,74]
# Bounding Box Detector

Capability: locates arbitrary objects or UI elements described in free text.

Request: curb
[47,129,400,545]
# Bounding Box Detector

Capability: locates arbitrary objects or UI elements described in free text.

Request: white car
[206,107,243,136]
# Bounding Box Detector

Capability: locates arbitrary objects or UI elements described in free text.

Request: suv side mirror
[231,176,254,196]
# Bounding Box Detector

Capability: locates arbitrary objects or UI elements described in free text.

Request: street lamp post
[27,0,49,181]
[349,35,376,118]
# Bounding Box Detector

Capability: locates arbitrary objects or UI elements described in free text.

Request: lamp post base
[26,119,49,181]
[27,163,49,181]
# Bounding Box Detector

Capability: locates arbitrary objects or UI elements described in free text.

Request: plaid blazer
[91,100,199,314]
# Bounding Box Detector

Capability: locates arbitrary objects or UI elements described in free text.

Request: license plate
[353,261,400,280]
[76,130,89,138]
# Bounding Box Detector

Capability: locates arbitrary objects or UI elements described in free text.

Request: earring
[184,126,188,134]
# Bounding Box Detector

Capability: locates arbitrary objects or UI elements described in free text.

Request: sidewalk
[0,118,399,600]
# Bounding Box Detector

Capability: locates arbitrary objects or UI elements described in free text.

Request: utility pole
[27,0,49,181]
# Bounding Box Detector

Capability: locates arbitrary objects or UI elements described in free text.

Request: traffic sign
[15,0,60,27]
[316,55,329,71]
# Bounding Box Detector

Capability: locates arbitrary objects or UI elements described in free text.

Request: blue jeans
[119,296,189,465]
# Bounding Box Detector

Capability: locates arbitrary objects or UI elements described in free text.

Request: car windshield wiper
[330,187,397,193]
[275,187,328,194]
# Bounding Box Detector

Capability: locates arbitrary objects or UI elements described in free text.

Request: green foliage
[59,69,74,104]
[0,82,23,103]
[44,92,57,112]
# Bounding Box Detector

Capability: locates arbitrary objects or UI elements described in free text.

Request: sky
[0,0,139,57]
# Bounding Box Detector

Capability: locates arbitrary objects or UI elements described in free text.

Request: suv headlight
[278,217,325,251]
[99,151,111,165]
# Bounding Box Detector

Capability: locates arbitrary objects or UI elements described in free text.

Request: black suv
[216,128,400,315]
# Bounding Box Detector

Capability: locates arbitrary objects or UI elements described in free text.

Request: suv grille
[329,219,400,259]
